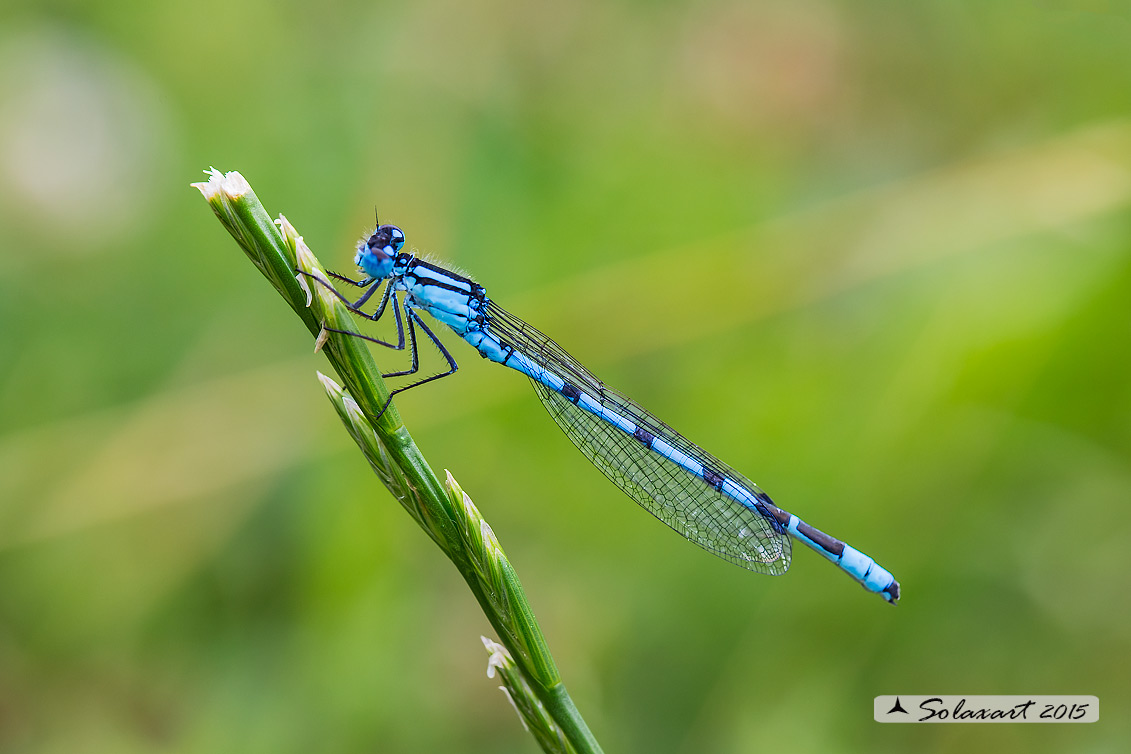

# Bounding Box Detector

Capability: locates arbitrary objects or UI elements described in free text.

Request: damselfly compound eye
[370,224,406,255]
[389,227,405,252]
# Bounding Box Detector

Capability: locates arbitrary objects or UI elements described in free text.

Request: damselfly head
[368,224,405,254]
[354,223,406,279]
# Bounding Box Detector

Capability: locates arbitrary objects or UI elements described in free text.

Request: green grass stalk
[193,169,602,754]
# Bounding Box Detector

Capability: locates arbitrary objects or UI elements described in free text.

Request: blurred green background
[1,1,1129,752]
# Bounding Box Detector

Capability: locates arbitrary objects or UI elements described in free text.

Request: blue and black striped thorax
[397,255,492,337]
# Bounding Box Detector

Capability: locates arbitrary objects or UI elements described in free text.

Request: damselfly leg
[300,270,461,420]
[299,270,405,350]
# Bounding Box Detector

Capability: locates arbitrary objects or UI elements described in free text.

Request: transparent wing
[488,303,791,574]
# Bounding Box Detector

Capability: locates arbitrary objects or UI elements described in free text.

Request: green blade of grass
[194,168,603,754]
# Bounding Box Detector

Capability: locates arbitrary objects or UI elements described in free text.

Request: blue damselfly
[306,220,900,604]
